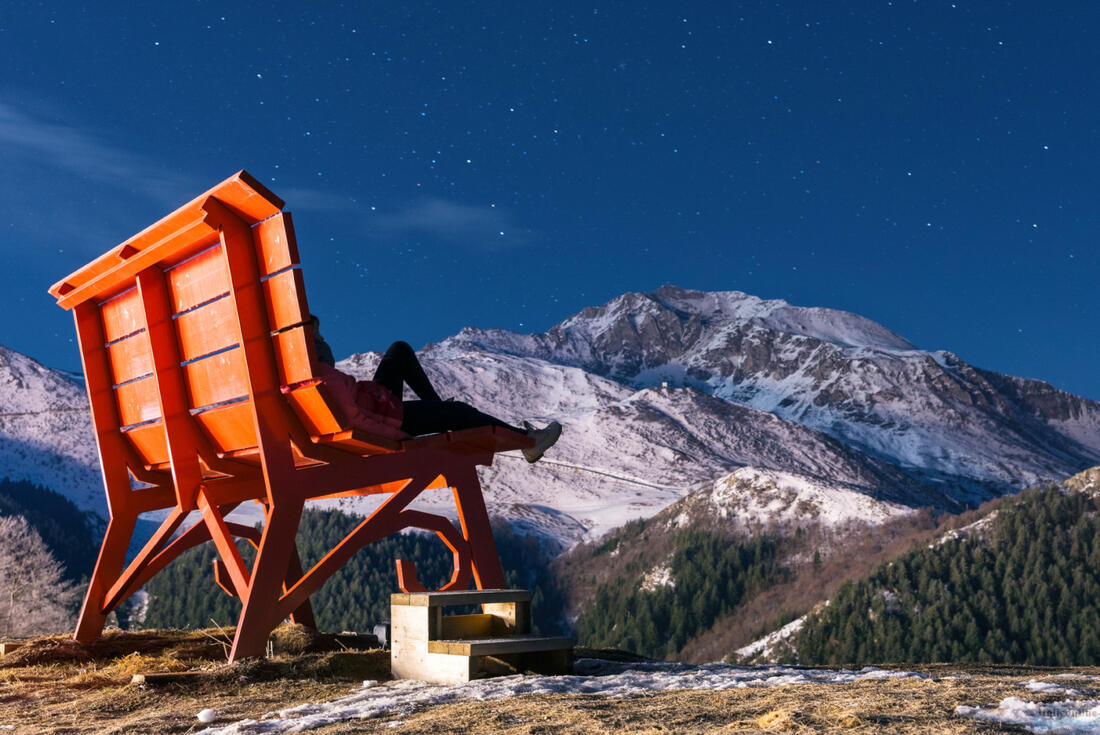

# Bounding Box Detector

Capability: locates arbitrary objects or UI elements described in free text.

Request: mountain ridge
[2,286,1097,549]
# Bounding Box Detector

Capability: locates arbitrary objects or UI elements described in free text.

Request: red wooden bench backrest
[48,171,351,480]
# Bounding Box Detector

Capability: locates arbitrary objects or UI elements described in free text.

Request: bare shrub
[0,515,81,637]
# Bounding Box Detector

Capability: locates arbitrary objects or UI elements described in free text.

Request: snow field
[197,661,926,734]
[956,697,1100,733]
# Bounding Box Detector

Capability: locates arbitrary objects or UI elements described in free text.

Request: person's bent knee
[386,340,414,357]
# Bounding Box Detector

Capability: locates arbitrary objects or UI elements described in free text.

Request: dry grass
[0,627,389,734]
[1,630,1096,733]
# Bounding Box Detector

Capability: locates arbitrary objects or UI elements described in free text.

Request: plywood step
[392,589,530,608]
[427,635,573,657]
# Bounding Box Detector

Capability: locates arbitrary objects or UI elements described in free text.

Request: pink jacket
[316,362,407,439]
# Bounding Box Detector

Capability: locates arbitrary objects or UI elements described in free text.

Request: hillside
[792,468,1100,667]
[553,467,946,662]
[0,346,102,516]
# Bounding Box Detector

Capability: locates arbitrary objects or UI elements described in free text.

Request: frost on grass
[197,660,925,734]
[956,697,1100,733]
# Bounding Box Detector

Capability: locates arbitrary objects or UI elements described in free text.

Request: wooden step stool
[390,589,572,684]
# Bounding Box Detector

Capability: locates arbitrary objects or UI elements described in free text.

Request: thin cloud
[277,186,364,214]
[372,198,537,250]
[0,100,334,256]
[0,101,191,206]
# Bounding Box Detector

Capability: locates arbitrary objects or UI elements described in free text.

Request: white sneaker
[522,421,562,463]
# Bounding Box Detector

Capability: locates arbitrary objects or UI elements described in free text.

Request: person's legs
[401,400,524,436]
[371,341,442,401]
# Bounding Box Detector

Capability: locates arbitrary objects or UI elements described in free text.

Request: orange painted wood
[106,333,154,385]
[194,401,257,453]
[138,266,206,511]
[73,303,142,517]
[314,428,404,455]
[167,245,231,314]
[56,220,219,311]
[175,296,239,362]
[207,200,301,493]
[115,375,162,427]
[184,347,250,409]
[198,493,251,598]
[272,326,315,385]
[56,172,524,664]
[100,288,145,344]
[123,421,169,466]
[261,268,310,331]
[253,212,300,276]
[283,382,344,436]
[49,171,282,309]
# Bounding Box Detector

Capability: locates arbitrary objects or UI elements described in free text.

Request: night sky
[3,2,1097,399]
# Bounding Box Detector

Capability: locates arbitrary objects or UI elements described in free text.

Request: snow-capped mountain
[336,348,934,546]
[0,345,104,515]
[3,286,1098,549]
[442,285,1100,500]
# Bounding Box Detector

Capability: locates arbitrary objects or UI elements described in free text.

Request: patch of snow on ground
[933,512,997,548]
[198,661,925,735]
[734,615,805,662]
[641,562,674,591]
[956,697,1100,733]
[707,467,914,527]
[1024,679,1083,696]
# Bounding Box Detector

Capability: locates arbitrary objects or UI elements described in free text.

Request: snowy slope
[446,285,1100,496]
[666,467,917,533]
[0,345,103,515]
[334,350,929,545]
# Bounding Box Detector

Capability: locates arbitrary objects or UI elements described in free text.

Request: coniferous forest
[141,508,566,635]
[795,486,1100,666]
[574,528,788,659]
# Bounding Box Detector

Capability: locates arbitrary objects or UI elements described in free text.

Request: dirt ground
[0,628,1095,734]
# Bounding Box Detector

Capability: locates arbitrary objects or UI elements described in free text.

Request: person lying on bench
[311,316,562,463]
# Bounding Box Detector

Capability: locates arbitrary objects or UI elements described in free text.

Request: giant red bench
[48,171,532,661]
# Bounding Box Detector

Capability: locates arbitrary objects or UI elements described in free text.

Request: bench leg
[74,513,137,643]
[229,498,304,661]
[285,544,317,630]
[450,464,506,590]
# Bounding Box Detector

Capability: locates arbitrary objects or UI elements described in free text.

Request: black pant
[373,341,523,436]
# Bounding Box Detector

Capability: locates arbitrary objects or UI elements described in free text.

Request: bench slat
[100,288,145,344]
[107,333,154,386]
[313,428,404,456]
[184,347,249,410]
[194,400,257,454]
[272,326,315,385]
[253,212,300,276]
[168,245,230,314]
[175,296,239,362]
[123,421,169,466]
[284,382,344,436]
[262,268,310,332]
[116,375,161,426]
